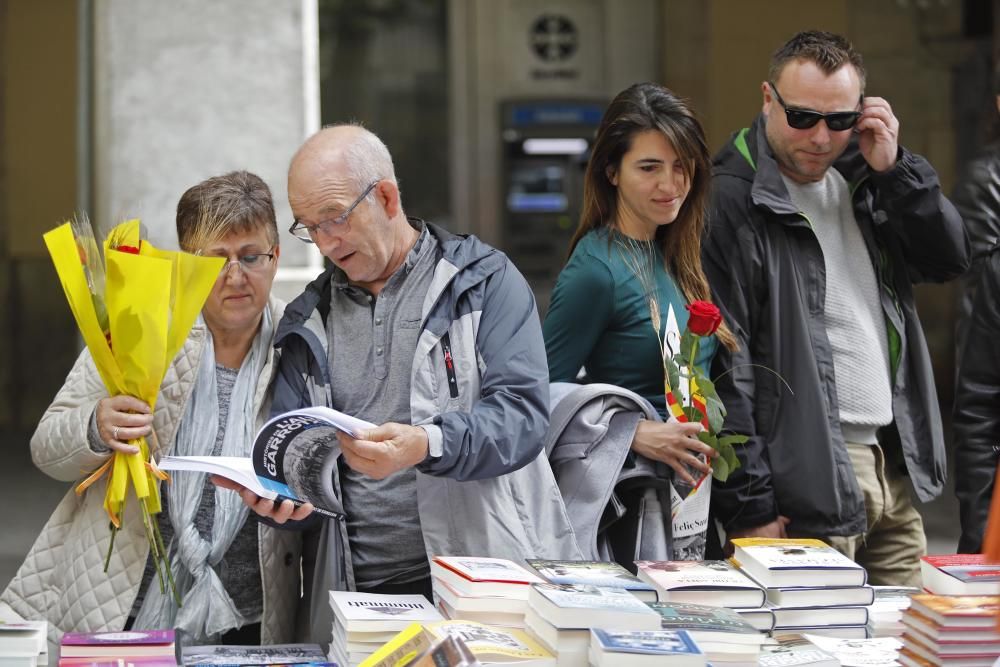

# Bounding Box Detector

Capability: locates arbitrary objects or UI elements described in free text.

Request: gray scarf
[133,307,273,642]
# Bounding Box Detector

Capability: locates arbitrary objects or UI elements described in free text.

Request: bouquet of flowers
[43,218,223,598]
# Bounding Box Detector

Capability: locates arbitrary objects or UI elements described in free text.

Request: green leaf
[712,455,731,482]
[696,430,716,447]
[705,394,726,433]
[714,438,742,480]
[718,434,749,447]
[665,355,681,393]
[680,330,698,364]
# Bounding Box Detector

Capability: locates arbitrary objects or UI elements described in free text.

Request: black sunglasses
[768,81,863,132]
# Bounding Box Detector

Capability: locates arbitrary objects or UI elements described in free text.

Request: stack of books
[59,630,177,667]
[328,591,442,667]
[524,583,661,666]
[645,601,767,666]
[731,537,872,638]
[635,560,770,630]
[588,628,706,667]
[867,586,920,637]
[527,559,656,602]
[920,555,1000,596]
[0,621,47,667]
[898,594,1000,667]
[430,556,543,627]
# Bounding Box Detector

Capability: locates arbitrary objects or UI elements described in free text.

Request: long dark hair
[569,82,736,351]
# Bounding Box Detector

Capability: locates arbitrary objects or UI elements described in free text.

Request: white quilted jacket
[0,298,302,645]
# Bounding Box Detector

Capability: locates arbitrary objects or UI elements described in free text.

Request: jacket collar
[722,113,870,222]
[275,219,503,346]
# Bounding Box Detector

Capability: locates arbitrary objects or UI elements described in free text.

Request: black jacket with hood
[704,114,969,537]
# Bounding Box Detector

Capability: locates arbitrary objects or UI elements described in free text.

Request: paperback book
[423,620,555,666]
[526,559,656,601]
[180,644,327,666]
[159,406,372,519]
[770,605,870,629]
[329,591,443,633]
[758,634,839,667]
[60,631,177,659]
[589,628,705,667]
[527,583,660,631]
[907,595,1000,628]
[634,560,765,608]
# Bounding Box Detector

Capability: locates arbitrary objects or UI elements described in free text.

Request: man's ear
[375,180,401,218]
[761,80,773,115]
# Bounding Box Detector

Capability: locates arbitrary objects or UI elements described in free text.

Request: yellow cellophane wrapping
[43,220,223,526]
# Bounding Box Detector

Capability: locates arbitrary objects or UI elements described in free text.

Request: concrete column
[91,0,321,302]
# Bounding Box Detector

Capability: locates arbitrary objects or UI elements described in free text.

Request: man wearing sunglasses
[703,31,969,586]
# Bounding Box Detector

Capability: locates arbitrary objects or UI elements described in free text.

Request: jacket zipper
[440,332,459,398]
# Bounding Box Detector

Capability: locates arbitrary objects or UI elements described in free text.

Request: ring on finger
[112,426,120,441]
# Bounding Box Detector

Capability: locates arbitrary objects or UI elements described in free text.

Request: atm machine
[500,99,604,314]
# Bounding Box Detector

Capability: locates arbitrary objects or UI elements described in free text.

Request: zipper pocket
[440,332,459,398]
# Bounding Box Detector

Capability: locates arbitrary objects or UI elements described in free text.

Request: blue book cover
[592,628,703,655]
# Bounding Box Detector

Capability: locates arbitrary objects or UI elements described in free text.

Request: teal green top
[543,228,718,417]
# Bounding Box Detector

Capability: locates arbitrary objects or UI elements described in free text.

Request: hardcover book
[635,560,765,608]
[159,406,373,519]
[734,606,777,632]
[356,624,429,667]
[328,591,442,633]
[431,557,543,599]
[526,559,656,601]
[527,583,660,631]
[730,538,867,588]
[766,586,876,608]
[771,605,870,629]
[60,631,176,659]
[589,628,705,667]
[522,607,590,654]
[902,610,1000,642]
[919,555,1000,596]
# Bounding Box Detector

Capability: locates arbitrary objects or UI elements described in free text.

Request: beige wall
[1,0,80,429]
[663,0,973,400]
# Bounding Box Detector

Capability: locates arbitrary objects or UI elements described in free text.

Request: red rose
[686,300,722,336]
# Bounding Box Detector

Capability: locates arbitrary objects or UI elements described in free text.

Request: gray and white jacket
[270,222,582,645]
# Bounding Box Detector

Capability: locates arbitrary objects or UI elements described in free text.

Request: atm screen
[506,164,568,213]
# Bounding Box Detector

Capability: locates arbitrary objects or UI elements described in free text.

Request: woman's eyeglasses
[769,82,863,132]
[215,249,276,276]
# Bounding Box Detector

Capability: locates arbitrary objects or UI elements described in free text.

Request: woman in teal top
[544,82,738,485]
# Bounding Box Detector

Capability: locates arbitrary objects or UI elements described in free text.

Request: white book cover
[531,583,654,613]
[802,633,902,667]
[328,591,441,632]
[432,557,543,584]
[734,539,862,570]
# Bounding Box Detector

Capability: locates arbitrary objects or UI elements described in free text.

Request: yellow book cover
[358,623,430,667]
[423,620,555,664]
[730,538,831,549]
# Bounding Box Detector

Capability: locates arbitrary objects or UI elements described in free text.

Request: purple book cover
[61,630,176,646]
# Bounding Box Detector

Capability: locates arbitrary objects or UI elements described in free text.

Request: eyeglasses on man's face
[213,247,277,277]
[768,82,863,132]
[288,181,379,243]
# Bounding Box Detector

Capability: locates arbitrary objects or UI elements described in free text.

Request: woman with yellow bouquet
[1,171,301,645]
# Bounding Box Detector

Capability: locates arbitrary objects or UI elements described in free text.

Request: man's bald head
[289,124,397,196]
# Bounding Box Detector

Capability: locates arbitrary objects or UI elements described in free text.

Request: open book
[158,406,374,519]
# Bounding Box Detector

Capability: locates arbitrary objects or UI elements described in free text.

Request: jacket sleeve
[953,153,1000,266]
[30,348,113,482]
[953,249,1000,553]
[419,259,550,481]
[870,147,971,283]
[543,249,615,382]
[703,177,780,531]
